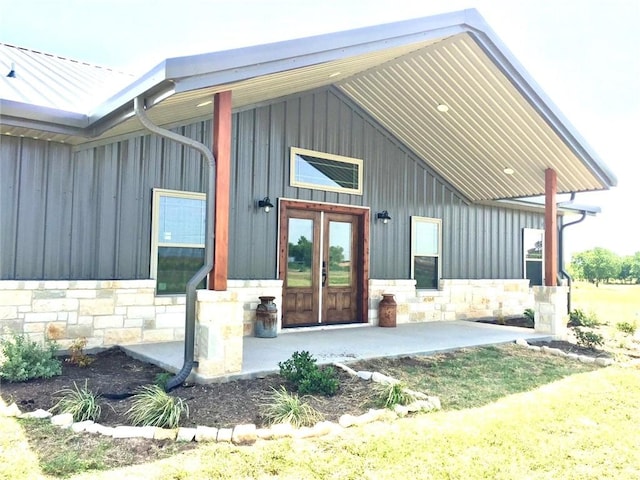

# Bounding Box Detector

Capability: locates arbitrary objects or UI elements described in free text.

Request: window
[411,217,442,289]
[290,147,363,195]
[523,228,544,286]
[151,189,206,294]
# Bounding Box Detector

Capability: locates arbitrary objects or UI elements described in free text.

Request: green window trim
[290,147,363,195]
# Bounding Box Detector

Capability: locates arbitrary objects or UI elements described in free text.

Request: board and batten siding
[1,86,543,282]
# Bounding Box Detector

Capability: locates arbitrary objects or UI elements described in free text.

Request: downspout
[133,96,215,391]
[558,193,587,313]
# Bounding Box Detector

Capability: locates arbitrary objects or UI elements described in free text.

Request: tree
[329,245,345,266]
[288,236,313,268]
[570,247,620,286]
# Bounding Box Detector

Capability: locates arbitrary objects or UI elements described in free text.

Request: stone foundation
[0,280,185,350]
[532,286,568,339]
[369,279,533,325]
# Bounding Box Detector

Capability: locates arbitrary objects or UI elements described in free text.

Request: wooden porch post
[209,91,232,291]
[544,168,557,286]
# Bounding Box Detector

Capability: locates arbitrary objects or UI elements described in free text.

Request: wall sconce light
[377,210,391,224]
[258,197,274,213]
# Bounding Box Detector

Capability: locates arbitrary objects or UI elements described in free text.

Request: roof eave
[463,16,617,190]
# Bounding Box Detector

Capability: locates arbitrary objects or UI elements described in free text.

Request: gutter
[133,96,215,391]
[558,193,595,313]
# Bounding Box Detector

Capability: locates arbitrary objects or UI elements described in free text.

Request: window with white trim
[290,147,363,195]
[411,216,442,290]
[523,228,544,286]
[151,189,206,294]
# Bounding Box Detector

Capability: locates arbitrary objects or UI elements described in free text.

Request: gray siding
[1,87,543,281]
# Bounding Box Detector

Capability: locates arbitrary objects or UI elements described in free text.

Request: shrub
[0,334,62,382]
[568,309,600,328]
[573,327,604,349]
[66,337,94,368]
[154,372,173,389]
[376,382,416,409]
[616,321,637,336]
[523,308,535,322]
[260,386,322,428]
[278,351,339,396]
[126,384,188,428]
[51,380,102,422]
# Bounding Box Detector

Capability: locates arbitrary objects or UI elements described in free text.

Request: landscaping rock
[595,357,614,367]
[154,428,178,441]
[176,427,196,442]
[371,372,397,384]
[113,426,155,439]
[578,355,595,364]
[19,408,51,419]
[256,427,273,440]
[0,402,22,417]
[71,420,95,433]
[528,345,541,352]
[393,404,409,417]
[567,353,580,360]
[232,423,257,445]
[515,338,529,347]
[85,423,103,434]
[334,362,357,376]
[195,425,218,442]
[312,421,339,437]
[216,427,233,443]
[96,425,115,436]
[269,422,294,438]
[357,371,373,380]
[51,413,73,428]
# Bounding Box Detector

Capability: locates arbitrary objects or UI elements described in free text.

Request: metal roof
[0,8,617,201]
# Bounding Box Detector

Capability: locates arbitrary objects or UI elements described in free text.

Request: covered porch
[123,320,551,382]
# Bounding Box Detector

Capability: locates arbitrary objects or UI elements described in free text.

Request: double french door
[279,201,368,327]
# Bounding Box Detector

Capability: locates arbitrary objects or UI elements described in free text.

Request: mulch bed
[0,347,376,429]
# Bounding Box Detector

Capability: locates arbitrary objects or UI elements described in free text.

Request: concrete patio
[123,320,551,382]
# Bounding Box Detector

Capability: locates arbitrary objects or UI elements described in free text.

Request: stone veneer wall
[368,279,534,325]
[532,285,568,339]
[0,280,185,349]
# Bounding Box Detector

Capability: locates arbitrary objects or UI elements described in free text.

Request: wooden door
[280,202,367,328]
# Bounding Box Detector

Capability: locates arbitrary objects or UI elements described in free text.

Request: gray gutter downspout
[133,96,215,391]
[558,197,588,314]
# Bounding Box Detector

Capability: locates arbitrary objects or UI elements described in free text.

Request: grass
[51,381,102,422]
[571,281,640,324]
[260,386,323,427]
[4,364,637,480]
[1,344,624,479]
[126,384,188,429]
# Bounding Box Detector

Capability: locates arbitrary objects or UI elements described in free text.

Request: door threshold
[280,322,371,334]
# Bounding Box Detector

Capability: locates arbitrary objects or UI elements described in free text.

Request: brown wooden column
[209,91,232,291]
[544,168,557,286]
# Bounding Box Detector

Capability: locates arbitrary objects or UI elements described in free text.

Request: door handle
[322,261,327,287]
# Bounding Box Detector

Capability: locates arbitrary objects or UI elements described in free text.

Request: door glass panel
[287,218,314,287]
[328,221,351,286]
[414,256,438,289]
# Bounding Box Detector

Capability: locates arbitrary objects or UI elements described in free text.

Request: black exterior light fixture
[6,62,16,78]
[377,210,391,224]
[258,197,274,213]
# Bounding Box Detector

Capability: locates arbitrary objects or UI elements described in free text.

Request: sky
[0,0,638,258]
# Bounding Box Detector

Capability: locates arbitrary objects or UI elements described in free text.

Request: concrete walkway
[123,321,551,382]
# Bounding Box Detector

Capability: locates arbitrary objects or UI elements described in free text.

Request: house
[0,9,616,382]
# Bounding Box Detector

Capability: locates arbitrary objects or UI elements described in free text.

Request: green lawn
[2,346,638,479]
[571,281,640,324]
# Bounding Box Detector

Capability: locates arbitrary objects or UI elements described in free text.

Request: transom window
[290,147,363,195]
[411,216,442,290]
[151,189,206,295]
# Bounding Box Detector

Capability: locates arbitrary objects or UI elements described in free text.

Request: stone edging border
[514,338,614,366]
[0,363,441,446]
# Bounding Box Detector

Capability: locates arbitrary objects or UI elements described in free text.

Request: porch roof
[0,9,616,202]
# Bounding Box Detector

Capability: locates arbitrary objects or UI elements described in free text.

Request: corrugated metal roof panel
[337,34,604,201]
[0,43,134,113]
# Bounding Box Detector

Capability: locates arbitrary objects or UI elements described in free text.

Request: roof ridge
[0,42,133,76]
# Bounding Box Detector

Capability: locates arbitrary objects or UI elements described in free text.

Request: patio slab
[123,321,551,382]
